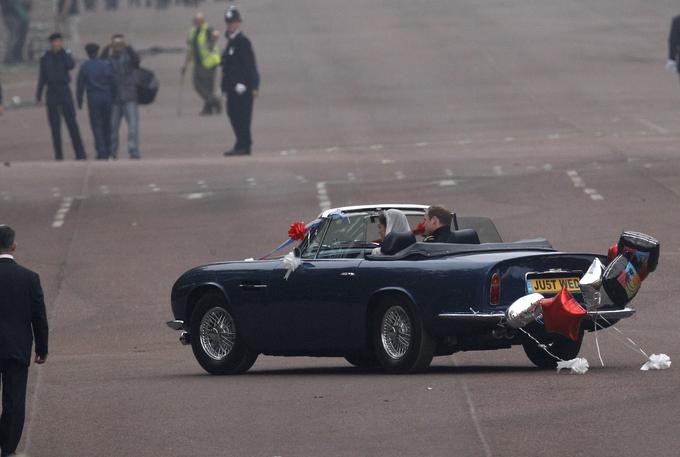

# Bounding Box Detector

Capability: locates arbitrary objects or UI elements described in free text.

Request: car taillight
[489,271,501,306]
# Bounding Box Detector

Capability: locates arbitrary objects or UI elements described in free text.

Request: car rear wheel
[190,293,257,375]
[373,295,435,374]
[522,328,584,369]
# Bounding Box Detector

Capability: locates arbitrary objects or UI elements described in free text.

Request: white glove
[666,59,677,72]
[235,83,247,94]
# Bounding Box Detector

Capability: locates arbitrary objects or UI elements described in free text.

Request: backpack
[135,67,159,105]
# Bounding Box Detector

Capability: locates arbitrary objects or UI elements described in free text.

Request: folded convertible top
[367,239,555,260]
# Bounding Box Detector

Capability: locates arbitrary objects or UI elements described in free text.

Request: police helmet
[225,6,242,23]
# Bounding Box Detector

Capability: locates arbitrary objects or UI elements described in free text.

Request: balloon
[505,293,544,329]
[540,288,587,341]
[580,258,605,310]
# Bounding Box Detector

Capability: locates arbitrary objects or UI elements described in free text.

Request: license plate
[527,277,581,294]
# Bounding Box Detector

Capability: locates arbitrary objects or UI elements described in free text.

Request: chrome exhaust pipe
[179,331,191,345]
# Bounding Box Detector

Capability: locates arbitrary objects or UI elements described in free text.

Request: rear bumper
[438,306,636,324]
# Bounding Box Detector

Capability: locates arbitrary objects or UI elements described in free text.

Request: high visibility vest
[187,23,221,70]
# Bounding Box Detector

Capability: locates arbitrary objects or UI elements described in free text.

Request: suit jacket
[221,31,260,93]
[423,225,454,243]
[670,15,680,63]
[0,258,49,365]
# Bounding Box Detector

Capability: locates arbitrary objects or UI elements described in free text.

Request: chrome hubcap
[381,305,412,360]
[199,306,236,360]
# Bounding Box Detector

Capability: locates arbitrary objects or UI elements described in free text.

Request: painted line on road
[415,142,430,147]
[445,168,454,177]
[395,171,405,180]
[369,144,384,150]
[148,183,160,192]
[296,175,309,184]
[99,185,110,195]
[51,197,73,228]
[638,118,668,134]
[461,380,494,457]
[347,172,356,182]
[381,159,395,164]
[493,165,503,176]
[197,180,208,189]
[566,171,603,201]
[438,179,457,187]
[316,182,331,211]
[246,177,257,187]
[185,192,212,200]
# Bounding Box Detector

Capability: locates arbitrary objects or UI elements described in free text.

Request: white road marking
[369,144,384,150]
[458,373,494,457]
[197,180,208,189]
[316,182,331,211]
[99,185,110,195]
[565,171,604,201]
[543,163,553,171]
[547,133,561,140]
[439,179,457,186]
[504,136,514,142]
[638,118,669,134]
[445,168,454,177]
[295,175,309,184]
[381,159,395,164]
[395,171,405,180]
[246,177,257,187]
[325,147,340,153]
[51,197,73,228]
[415,142,430,147]
[185,192,212,200]
[493,165,503,176]
[148,183,160,192]
[347,172,356,182]
[280,150,289,156]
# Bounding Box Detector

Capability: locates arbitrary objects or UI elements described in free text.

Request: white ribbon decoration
[282,251,302,280]
[640,354,671,371]
[556,357,590,375]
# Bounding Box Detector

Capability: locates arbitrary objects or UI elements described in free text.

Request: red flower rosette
[413,222,426,236]
[288,222,307,241]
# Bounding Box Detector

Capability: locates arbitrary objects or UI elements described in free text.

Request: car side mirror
[294,247,301,258]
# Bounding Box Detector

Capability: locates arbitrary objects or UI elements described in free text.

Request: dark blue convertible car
[167,204,635,374]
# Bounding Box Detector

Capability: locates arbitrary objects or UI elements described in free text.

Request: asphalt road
[1,1,680,456]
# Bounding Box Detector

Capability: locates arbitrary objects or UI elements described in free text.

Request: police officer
[35,32,87,161]
[182,12,221,115]
[221,6,259,156]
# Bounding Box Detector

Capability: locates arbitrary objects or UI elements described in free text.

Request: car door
[267,213,372,353]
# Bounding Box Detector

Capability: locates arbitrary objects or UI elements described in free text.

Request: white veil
[385,209,411,235]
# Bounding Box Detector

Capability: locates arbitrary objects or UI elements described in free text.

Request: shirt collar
[228,29,241,40]
[0,254,15,260]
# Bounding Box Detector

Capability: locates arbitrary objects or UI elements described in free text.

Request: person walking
[0,0,31,65]
[0,225,49,457]
[221,6,259,156]
[182,12,221,115]
[101,34,141,159]
[77,43,115,160]
[35,32,87,161]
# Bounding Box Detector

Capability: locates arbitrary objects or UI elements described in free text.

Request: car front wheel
[373,296,435,374]
[190,293,257,375]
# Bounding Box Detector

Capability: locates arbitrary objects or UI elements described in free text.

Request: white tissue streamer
[282,251,302,280]
[640,354,671,371]
[556,357,590,375]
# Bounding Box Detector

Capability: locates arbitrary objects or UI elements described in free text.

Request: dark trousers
[87,95,112,159]
[46,89,87,160]
[226,90,253,151]
[0,359,28,457]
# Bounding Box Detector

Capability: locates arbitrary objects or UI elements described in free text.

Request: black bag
[602,255,642,306]
[617,231,660,275]
[135,67,159,105]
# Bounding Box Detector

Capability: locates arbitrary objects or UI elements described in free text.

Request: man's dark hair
[85,43,100,59]
[427,205,452,227]
[378,212,386,227]
[0,225,16,250]
[48,32,63,42]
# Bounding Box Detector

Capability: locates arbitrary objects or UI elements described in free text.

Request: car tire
[190,292,258,375]
[522,328,584,369]
[373,295,435,374]
[344,352,380,369]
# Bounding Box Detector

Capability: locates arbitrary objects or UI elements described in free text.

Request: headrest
[450,229,480,244]
[381,231,417,255]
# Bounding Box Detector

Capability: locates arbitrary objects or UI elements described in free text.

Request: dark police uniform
[221,20,259,155]
[77,57,115,159]
[669,15,680,72]
[0,256,49,457]
[423,226,453,243]
[36,48,87,160]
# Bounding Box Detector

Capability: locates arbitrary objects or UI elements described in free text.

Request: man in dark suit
[221,6,260,156]
[668,15,680,73]
[0,225,49,457]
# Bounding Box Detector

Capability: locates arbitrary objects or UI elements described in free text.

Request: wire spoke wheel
[199,306,236,360]
[380,305,413,360]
